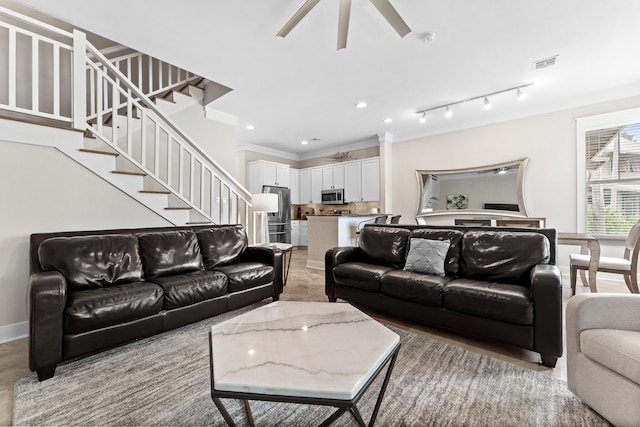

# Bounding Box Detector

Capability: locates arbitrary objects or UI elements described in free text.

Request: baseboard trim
[0,321,28,344]
[306,260,324,270]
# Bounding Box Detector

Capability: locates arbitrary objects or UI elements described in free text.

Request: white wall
[171,103,237,177]
[391,95,640,273]
[0,140,171,336]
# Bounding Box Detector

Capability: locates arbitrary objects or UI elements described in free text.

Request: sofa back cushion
[409,229,464,276]
[359,226,410,268]
[38,234,143,291]
[461,231,550,284]
[196,226,248,269]
[138,230,202,279]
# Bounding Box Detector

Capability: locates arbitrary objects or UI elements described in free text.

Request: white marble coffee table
[209,301,400,426]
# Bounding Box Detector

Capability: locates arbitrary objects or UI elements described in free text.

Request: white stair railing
[0,6,74,123]
[85,41,251,226]
[0,6,252,228]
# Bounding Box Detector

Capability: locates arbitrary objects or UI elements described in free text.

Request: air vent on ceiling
[533,55,558,70]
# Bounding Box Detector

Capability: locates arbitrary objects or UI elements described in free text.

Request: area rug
[13,302,609,426]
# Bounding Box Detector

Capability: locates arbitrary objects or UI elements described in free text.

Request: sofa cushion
[461,231,550,284]
[380,270,451,306]
[409,229,464,276]
[333,262,395,293]
[196,226,248,269]
[581,329,640,385]
[404,238,451,276]
[442,278,533,325]
[64,282,164,334]
[38,234,143,291]
[138,230,202,279]
[359,226,411,268]
[215,262,274,293]
[150,271,228,310]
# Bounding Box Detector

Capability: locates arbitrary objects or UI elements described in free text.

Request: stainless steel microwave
[321,188,345,204]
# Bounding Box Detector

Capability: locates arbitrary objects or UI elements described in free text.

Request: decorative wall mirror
[416,158,529,217]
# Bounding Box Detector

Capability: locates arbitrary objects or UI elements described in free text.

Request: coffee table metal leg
[319,407,349,427]
[243,400,255,427]
[212,397,237,427]
[366,346,400,427]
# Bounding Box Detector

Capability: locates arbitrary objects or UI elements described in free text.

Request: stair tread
[112,170,146,176]
[140,190,171,194]
[187,221,214,225]
[165,206,191,210]
[79,148,119,157]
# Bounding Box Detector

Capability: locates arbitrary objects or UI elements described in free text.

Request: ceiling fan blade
[276,0,321,38]
[369,0,411,37]
[337,0,352,50]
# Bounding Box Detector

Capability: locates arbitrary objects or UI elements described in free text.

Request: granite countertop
[306,214,387,217]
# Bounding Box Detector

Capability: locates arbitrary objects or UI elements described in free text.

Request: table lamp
[252,193,279,245]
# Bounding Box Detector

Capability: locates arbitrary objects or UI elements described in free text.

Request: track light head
[516,88,527,100]
[419,112,426,123]
[444,106,452,118]
[483,97,491,109]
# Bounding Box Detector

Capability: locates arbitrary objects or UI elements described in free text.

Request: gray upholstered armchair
[566,294,640,426]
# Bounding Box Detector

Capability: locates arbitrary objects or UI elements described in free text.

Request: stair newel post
[71,29,87,131]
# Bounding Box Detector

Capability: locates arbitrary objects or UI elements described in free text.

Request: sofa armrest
[566,294,640,390]
[241,246,283,296]
[325,246,362,301]
[29,271,67,380]
[530,264,563,359]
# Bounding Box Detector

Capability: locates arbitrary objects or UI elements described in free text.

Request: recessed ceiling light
[355,101,367,108]
[383,118,392,123]
[246,124,254,130]
[301,140,308,145]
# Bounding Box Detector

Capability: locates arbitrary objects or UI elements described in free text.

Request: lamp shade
[252,193,279,213]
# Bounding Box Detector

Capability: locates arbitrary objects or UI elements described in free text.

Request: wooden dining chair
[389,215,401,224]
[569,221,640,294]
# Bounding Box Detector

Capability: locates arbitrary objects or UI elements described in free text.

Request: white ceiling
[14,0,640,158]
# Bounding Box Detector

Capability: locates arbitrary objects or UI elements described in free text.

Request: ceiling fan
[276,0,411,50]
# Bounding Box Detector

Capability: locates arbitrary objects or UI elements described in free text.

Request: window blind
[585,123,640,236]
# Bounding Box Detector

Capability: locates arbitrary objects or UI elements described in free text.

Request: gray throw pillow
[403,238,451,276]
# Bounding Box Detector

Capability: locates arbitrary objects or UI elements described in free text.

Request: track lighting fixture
[416,82,534,123]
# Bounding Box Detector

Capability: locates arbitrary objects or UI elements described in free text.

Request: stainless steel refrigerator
[262,185,291,244]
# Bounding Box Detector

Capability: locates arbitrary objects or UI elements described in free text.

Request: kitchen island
[306,214,381,269]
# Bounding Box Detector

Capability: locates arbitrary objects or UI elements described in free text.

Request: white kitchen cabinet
[291,220,300,246]
[247,160,290,194]
[310,168,323,203]
[299,220,308,247]
[322,164,344,190]
[361,158,380,201]
[299,169,311,203]
[300,167,323,203]
[289,168,300,204]
[343,161,361,202]
[276,163,290,187]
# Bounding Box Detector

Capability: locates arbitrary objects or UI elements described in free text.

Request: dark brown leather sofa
[325,224,562,367]
[29,224,282,381]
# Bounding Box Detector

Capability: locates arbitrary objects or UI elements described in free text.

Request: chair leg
[570,265,578,295]
[625,274,640,294]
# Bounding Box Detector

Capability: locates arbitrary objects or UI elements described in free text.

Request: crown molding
[237,143,300,161]
[204,107,238,126]
[238,137,380,162]
[297,137,380,161]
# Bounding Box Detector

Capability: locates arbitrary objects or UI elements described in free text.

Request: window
[585,122,640,236]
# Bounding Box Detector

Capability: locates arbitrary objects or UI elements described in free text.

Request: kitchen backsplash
[291,201,381,220]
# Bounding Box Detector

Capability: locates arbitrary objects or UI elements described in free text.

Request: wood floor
[0,248,629,426]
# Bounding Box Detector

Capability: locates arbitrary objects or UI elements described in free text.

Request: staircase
[0,6,251,228]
